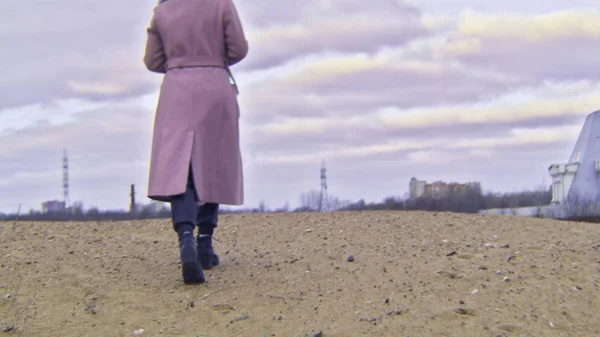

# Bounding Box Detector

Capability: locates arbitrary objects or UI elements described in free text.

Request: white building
[480,109,600,219]
[549,110,600,205]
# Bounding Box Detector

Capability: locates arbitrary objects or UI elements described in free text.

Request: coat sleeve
[223,0,249,66]
[143,10,167,74]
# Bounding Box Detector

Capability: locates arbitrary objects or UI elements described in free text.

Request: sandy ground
[1,211,599,337]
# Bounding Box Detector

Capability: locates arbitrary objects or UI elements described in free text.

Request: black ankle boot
[196,235,220,270]
[179,230,205,284]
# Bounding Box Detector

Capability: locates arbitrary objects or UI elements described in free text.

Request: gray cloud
[0,1,157,109]
[0,0,432,109]
[233,0,431,71]
[238,63,526,125]
[243,113,582,162]
[237,0,421,28]
[452,37,600,82]
[434,9,600,83]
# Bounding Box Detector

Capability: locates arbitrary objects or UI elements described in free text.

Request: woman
[143,0,248,284]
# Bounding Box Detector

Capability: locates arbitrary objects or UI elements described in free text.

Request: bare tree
[258,200,267,213]
[299,190,321,211]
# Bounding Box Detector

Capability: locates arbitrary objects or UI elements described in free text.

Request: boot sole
[182,261,205,284]
[181,244,205,284]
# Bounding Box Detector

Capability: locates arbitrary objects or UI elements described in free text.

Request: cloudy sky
[1,0,599,213]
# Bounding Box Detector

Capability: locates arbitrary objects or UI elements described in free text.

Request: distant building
[42,200,66,213]
[409,178,481,200]
[409,177,426,199]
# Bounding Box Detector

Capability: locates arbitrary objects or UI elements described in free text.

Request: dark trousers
[170,167,219,235]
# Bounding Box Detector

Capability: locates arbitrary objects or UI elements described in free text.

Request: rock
[347,255,355,262]
[454,307,475,316]
[446,251,457,256]
[478,265,488,270]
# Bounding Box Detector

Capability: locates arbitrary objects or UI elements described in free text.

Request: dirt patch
[1,211,599,336]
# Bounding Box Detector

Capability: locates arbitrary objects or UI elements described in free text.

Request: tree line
[0,185,552,221]
[294,185,551,213]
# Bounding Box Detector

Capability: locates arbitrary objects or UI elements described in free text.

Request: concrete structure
[480,109,600,219]
[42,200,66,213]
[410,178,482,200]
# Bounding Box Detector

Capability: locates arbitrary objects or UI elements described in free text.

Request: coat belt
[165,56,239,95]
[165,56,226,70]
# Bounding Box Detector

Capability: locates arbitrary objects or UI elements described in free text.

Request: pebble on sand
[347,255,355,262]
[498,324,519,332]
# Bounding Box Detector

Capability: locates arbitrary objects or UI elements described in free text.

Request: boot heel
[197,235,220,270]
[198,253,220,270]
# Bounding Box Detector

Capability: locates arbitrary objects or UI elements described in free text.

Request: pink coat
[143,0,248,205]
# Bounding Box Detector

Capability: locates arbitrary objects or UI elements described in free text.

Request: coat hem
[148,194,243,206]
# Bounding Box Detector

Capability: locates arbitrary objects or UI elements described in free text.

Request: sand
[1,211,599,337]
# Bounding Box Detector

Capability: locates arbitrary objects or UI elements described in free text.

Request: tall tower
[62,149,70,210]
[319,160,329,212]
[130,184,136,214]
